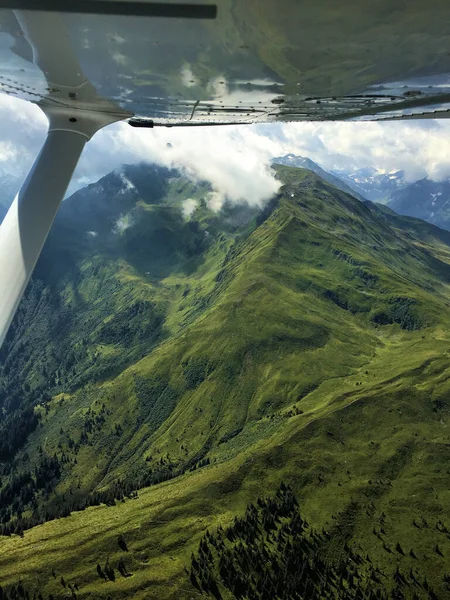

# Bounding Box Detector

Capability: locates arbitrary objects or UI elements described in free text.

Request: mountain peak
[272,154,366,202]
[334,167,407,202]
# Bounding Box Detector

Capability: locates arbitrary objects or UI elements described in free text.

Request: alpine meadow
[1,162,450,599]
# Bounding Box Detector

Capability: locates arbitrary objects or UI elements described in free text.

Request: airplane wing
[1,0,450,346]
[0,0,450,126]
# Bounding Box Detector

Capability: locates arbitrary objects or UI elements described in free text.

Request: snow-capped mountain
[272,154,366,202]
[387,178,450,231]
[333,167,407,202]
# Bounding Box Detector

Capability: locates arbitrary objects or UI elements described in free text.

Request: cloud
[206,191,224,211]
[113,213,134,234]
[0,96,46,183]
[118,172,135,193]
[181,198,198,219]
[277,121,450,183]
[3,94,450,209]
[82,121,283,207]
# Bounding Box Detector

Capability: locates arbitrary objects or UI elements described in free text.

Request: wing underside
[1,0,450,125]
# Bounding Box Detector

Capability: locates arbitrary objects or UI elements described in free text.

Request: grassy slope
[3,167,450,598]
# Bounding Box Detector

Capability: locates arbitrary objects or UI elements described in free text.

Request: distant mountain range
[273,155,407,203]
[387,178,450,231]
[333,166,406,202]
[274,154,450,232]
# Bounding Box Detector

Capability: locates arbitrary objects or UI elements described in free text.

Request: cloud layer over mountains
[2,95,450,207]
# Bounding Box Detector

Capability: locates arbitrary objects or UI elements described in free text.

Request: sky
[2,94,450,208]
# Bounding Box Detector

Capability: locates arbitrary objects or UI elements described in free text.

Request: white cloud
[181,198,198,219]
[119,172,135,193]
[0,140,18,164]
[206,191,224,211]
[113,213,133,234]
[276,121,450,183]
[83,122,283,207]
[0,96,46,183]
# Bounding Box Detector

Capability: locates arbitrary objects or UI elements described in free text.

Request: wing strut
[0,10,131,346]
[0,106,128,347]
[0,125,86,346]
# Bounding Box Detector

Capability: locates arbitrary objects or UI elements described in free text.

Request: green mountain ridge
[272,154,367,202]
[2,164,450,599]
